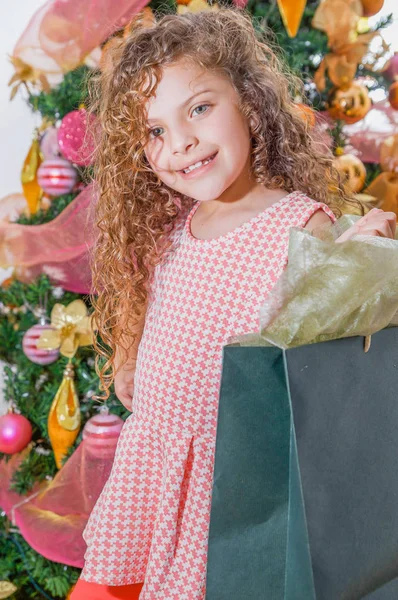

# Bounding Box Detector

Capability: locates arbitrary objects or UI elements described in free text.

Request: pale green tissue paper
[232,216,398,349]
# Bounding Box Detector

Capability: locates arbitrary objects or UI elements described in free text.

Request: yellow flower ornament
[37,299,94,359]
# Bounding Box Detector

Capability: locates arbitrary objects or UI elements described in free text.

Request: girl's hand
[114,364,135,411]
[336,209,397,243]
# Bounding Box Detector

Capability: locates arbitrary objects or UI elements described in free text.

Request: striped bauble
[82,411,124,459]
[22,324,60,365]
[37,158,78,197]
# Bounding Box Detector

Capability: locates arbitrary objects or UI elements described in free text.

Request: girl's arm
[114,302,147,411]
[304,209,333,231]
[305,208,396,240]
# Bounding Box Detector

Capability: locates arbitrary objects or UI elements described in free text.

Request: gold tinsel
[312,0,389,92]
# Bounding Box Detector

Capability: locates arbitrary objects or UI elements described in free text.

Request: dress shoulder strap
[271,191,336,232]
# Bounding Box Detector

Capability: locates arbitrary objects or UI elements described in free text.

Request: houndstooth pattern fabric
[81,193,335,598]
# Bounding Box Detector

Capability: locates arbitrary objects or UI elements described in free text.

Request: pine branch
[16,193,78,225]
[28,67,90,120]
[9,448,56,496]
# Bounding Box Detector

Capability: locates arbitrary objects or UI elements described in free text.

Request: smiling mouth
[179,153,217,174]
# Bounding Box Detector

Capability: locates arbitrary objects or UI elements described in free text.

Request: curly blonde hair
[89,8,350,399]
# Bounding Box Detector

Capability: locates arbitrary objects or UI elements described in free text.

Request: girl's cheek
[144,150,157,173]
[144,149,152,166]
[145,142,165,172]
[145,154,167,180]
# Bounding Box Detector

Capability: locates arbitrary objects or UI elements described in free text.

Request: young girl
[71,9,395,600]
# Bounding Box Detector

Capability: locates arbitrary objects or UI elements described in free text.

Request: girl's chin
[183,185,229,203]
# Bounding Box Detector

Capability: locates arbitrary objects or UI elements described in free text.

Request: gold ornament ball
[361,0,384,17]
[333,153,367,193]
[328,82,372,125]
[388,81,398,111]
[380,134,398,174]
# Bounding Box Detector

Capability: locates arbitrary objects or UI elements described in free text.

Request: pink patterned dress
[81,192,335,599]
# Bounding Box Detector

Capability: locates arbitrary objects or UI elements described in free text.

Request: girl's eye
[149,127,164,139]
[192,104,210,117]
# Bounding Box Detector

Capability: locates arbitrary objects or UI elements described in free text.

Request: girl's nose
[171,130,198,155]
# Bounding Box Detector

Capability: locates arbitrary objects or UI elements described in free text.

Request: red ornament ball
[22,324,60,365]
[388,81,398,111]
[57,109,96,166]
[0,413,32,454]
[37,158,78,197]
[82,411,124,458]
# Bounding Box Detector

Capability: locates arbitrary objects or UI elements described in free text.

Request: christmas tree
[0,0,396,598]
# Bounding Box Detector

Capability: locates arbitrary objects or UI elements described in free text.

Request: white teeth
[183,155,213,174]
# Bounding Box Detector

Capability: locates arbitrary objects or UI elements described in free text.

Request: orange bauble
[361,0,384,17]
[295,103,316,127]
[277,0,307,38]
[327,82,372,124]
[388,81,398,111]
[380,134,398,173]
[333,153,367,193]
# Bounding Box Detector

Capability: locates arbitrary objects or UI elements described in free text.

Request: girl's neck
[197,184,288,218]
[190,185,290,241]
[196,152,288,216]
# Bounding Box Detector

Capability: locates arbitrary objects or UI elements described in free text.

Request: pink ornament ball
[82,412,124,458]
[22,324,60,365]
[37,158,78,197]
[57,109,96,166]
[0,413,32,454]
[384,52,398,81]
[40,126,61,160]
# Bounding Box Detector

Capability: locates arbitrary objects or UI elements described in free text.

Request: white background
[0,0,45,199]
[0,0,44,415]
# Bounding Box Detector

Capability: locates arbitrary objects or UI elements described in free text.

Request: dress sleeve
[296,201,337,229]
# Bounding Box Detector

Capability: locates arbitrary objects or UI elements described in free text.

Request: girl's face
[144,61,253,203]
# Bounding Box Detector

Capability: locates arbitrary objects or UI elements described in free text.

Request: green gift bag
[206,328,398,600]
